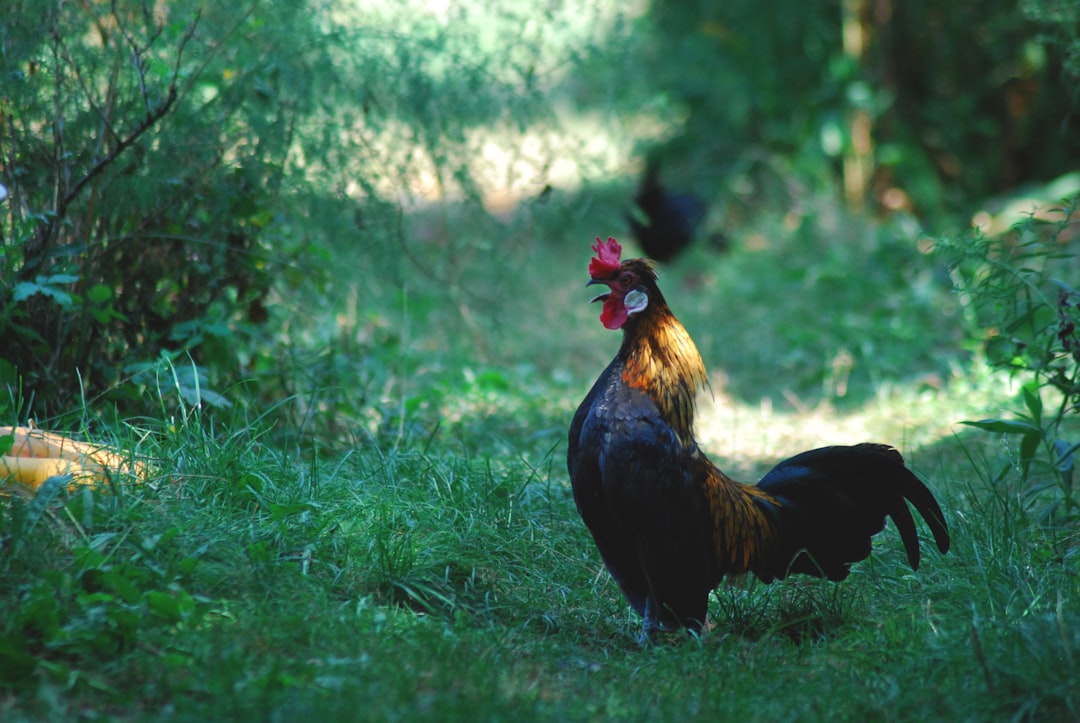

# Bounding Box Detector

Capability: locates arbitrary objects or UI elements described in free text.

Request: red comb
[589,236,622,277]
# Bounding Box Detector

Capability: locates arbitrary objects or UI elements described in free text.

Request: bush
[0,0,594,424]
[942,198,1080,520]
[0,3,303,418]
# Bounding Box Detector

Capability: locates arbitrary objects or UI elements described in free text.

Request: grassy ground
[2,191,1079,721]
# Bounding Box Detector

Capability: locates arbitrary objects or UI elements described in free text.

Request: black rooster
[628,160,708,263]
[567,237,951,642]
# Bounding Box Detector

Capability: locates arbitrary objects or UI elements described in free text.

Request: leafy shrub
[942,199,1080,520]
[638,0,1080,227]
[0,2,301,418]
[0,0,608,427]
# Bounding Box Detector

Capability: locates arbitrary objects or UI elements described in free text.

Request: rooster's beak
[586,277,610,303]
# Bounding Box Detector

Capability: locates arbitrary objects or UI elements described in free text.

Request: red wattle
[600,297,627,330]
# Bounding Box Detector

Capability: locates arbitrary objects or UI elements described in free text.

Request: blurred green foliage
[1,4,1079,717]
[0,0,567,422]
[0,0,1077,429]
[640,0,1080,225]
[0,3,306,417]
[942,203,1080,521]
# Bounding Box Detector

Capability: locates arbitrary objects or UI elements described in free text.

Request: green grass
[2,193,1079,722]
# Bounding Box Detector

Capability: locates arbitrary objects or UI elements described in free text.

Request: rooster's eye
[619,273,635,288]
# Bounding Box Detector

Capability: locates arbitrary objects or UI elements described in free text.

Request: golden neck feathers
[618,306,708,444]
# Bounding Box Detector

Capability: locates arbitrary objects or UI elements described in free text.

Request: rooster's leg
[639,598,662,645]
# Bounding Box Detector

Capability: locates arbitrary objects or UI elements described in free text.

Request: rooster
[567,237,950,642]
[628,160,708,263]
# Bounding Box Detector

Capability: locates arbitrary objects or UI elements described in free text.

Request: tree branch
[18,9,202,281]
[60,82,176,210]
[61,8,200,210]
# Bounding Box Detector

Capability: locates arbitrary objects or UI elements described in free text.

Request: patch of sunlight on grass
[326,0,673,215]
[341,108,668,215]
[694,370,1016,480]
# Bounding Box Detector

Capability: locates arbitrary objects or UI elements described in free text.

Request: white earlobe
[624,288,649,316]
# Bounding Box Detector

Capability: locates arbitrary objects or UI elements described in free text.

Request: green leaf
[1053,439,1075,492]
[38,274,79,285]
[960,419,1042,435]
[0,634,39,684]
[12,282,41,302]
[145,590,184,624]
[1021,383,1042,423]
[12,279,75,308]
[87,284,113,303]
[985,336,1022,366]
[1019,431,1041,462]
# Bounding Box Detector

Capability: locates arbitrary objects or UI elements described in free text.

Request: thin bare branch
[19,8,203,281]
[61,83,176,210]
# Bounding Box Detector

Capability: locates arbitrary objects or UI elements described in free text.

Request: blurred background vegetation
[1,0,1078,442]
[2,3,1080,717]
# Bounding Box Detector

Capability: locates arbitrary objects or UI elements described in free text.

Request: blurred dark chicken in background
[628,159,710,263]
